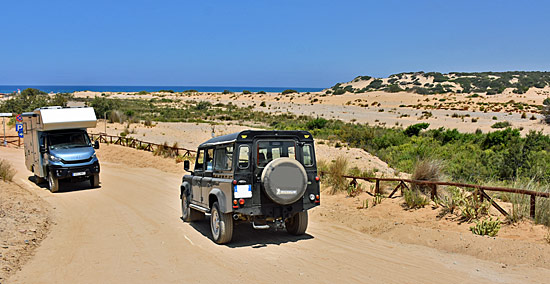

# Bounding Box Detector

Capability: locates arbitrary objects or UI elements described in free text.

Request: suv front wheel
[210,202,233,244]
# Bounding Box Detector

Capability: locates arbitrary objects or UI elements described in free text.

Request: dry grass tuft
[318,157,349,194]
[0,159,16,182]
[411,159,444,195]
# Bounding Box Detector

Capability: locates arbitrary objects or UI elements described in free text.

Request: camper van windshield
[48,132,91,150]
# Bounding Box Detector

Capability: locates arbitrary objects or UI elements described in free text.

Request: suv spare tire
[261,158,307,205]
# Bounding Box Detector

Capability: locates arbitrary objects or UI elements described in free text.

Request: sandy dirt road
[2,147,549,284]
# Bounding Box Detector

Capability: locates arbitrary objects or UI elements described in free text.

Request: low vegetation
[470,218,501,237]
[330,71,550,95]
[0,159,16,182]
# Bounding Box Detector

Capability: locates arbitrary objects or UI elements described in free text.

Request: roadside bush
[470,218,501,237]
[403,188,430,209]
[321,157,349,194]
[0,159,16,182]
[257,91,266,94]
[242,90,251,94]
[437,187,463,215]
[460,194,490,222]
[222,90,232,94]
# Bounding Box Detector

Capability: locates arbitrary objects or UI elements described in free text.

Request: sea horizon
[0,85,324,94]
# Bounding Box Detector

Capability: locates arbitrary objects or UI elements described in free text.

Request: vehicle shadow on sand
[28,176,100,193]
[189,219,314,248]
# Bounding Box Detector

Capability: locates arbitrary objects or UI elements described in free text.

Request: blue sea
[0,85,323,94]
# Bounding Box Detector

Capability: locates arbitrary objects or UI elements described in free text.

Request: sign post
[0,113,13,147]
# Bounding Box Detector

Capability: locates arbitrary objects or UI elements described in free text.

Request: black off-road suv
[180,130,320,244]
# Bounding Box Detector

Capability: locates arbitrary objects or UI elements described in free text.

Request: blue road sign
[16,123,23,132]
[18,131,24,138]
[16,114,22,122]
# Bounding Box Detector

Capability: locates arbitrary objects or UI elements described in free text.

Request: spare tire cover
[261,157,308,205]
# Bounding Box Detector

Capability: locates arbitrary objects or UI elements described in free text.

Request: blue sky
[1,0,549,87]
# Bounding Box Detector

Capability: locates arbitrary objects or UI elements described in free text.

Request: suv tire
[181,193,204,222]
[210,201,233,244]
[285,211,308,235]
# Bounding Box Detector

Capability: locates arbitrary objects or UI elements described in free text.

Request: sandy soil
[0,170,51,282]
[2,146,550,284]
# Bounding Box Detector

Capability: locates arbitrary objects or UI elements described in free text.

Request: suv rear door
[201,148,214,207]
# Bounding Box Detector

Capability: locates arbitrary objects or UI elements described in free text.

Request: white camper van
[22,106,101,192]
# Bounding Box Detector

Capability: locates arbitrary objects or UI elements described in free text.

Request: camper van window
[48,132,91,150]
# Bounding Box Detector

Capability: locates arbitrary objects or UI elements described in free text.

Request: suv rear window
[257,140,296,167]
[238,145,250,169]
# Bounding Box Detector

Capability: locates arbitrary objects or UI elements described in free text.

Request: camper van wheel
[48,173,59,193]
[35,175,46,184]
[90,174,100,188]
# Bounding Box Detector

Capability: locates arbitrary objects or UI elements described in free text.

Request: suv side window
[237,145,250,169]
[303,144,314,167]
[214,145,233,172]
[195,149,205,172]
[205,148,214,171]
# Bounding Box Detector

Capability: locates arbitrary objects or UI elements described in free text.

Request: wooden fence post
[430,184,437,200]
[530,195,536,218]
[375,179,380,195]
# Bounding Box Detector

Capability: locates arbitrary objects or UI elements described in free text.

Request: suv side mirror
[184,160,190,172]
[94,141,100,149]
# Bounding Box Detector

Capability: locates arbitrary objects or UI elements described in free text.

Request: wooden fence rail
[1,135,21,147]
[89,133,196,157]
[334,174,550,218]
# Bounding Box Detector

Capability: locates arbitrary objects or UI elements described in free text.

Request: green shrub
[491,121,511,128]
[306,117,328,130]
[470,218,501,237]
[0,159,16,182]
[385,84,403,93]
[242,90,251,94]
[333,89,346,95]
[257,91,266,94]
[222,90,232,94]
[282,89,298,95]
[403,188,429,209]
[460,194,490,221]
[404,123,430,137]
[137,90,149,95]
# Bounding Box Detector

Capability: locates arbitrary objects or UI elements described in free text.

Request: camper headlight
[49,155,62,162]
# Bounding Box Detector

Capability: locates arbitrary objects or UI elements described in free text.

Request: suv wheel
[48,172,59,193]
[285,211,308,235]
[181,193,204,222]
[210,202,233,244]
